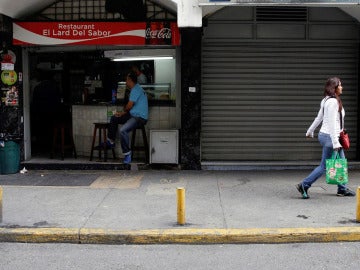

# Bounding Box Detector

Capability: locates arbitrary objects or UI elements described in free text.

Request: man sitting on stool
[106,71,148,164]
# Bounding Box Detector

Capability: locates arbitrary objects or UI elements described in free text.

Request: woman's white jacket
[306,97,344,149]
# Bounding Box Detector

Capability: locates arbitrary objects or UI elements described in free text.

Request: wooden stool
[90,122,116,162]
[51,122,77,160]
[131,125,149,163]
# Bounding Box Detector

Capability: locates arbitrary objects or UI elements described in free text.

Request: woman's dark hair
[127,71,138,84]
[324,77,342,111]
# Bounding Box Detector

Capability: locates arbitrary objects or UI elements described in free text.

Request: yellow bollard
[357,187,360,223]
[177,187,185,225]
[0,186,2,223]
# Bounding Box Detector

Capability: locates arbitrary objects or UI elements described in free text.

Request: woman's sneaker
[296,183,309,199]
[337,188,355,197]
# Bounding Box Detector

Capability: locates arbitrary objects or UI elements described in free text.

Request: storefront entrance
[24,47,179,160]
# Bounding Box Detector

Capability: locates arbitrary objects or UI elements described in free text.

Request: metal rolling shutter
[201,42,358,161]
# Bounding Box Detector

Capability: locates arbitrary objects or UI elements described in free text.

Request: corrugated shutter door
[201,42,358,161]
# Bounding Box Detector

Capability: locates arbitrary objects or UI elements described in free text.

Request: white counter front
[72,105,177,158]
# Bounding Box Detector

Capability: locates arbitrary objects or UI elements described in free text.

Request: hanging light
[112,56,173,61]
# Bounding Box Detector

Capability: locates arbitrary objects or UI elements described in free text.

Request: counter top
[73,99,175,107]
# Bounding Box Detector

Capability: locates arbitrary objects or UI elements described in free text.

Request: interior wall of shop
[155,59,176,99]
[201,7,359,162]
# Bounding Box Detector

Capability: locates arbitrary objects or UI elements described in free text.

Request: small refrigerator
[150,130,179,164]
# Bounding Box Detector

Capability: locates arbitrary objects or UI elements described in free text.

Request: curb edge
[1,227,360,244]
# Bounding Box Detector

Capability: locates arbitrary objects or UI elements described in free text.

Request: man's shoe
[337,188,356,197]
[296,183,309,199]
[100,139,115,149]
[123,152,132,164]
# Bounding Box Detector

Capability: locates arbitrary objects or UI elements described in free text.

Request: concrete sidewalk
[0,169,359,244]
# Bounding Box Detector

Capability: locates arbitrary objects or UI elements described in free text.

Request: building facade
[0,2,359,170]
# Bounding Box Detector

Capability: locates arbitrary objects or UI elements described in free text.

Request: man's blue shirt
[129,84,148,120]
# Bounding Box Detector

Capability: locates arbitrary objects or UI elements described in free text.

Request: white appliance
[150,130,179,164]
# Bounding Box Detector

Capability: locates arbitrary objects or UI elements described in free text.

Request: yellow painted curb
[1,227,360,244]
[79,227,360,245]
[0,228,80,243]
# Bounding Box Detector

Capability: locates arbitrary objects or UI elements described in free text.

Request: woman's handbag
[339,129,350,150]
[326,152,348,185]
[339,111,350,150]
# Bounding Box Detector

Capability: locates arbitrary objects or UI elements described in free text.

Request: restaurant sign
[13,22,180,46]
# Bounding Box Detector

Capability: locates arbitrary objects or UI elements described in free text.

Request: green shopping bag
[326,152,348,185]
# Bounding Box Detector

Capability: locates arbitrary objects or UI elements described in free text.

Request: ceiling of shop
[1,0,360,24]
[0,0,177,19]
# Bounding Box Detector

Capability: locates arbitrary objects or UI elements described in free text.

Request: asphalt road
[1,242,359,270]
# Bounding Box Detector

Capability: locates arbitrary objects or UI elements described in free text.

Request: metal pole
[356,187,360,223]
[177,187,185,225]
[0,186,2,223]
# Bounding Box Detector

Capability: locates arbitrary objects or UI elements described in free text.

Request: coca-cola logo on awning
[145,27,172,39]
[145,22,176,45]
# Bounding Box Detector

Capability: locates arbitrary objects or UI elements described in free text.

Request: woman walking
[296,77,355,199]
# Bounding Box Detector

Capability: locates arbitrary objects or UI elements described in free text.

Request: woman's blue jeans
[302,132,347,192]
